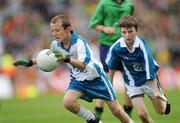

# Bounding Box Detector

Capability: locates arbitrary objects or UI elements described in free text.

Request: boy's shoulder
[114,37,126,48]
[51,40,58,47]
[137,36,150,46]
[110,38,124,51]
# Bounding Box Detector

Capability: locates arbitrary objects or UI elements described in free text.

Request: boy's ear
[66,26,72,32]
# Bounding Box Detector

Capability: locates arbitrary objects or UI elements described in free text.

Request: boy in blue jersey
[89,0,134,119]
[106,16,171,123]
[13,14,134,123]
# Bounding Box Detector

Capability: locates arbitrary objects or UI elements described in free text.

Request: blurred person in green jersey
[89,0,134,121]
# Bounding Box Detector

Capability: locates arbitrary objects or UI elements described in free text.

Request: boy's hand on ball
[52,49,70,63]
[13,59,33,67]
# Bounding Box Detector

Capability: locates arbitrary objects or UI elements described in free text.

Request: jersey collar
[120,36,140,48]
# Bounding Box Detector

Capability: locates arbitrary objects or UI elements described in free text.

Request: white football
[36,49,59,72]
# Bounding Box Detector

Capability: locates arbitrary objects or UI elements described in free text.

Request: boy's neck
[63,34,72,49]
[126,41,134,51]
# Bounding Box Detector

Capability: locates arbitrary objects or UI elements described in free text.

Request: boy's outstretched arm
[13,58,36,67]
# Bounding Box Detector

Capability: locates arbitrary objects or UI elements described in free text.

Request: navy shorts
[100,44,124,72]
[100,44,110,72]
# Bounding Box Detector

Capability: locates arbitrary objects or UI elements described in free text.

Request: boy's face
[121,26,137,45]
[50,20,68,42]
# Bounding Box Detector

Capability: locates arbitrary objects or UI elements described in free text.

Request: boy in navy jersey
[89,0,134,119]
[106,16,171,123]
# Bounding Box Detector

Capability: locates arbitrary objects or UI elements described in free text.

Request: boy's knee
[63,98,73,109]
[110,105,125,117]
[155,102,171,115]
[138,111,149,120]
[111,108,121,116]
[155,108,164,115]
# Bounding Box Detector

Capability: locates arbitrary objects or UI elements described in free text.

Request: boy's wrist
[28,59,34,66]
[101,26,105,32]
[63,55,71,63]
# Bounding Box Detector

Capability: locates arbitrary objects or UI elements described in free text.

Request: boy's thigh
[105,100,122,110]
[131,96,148,113]
[64,90,83,103]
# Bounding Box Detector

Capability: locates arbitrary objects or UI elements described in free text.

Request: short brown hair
[50,14,71,29]
[119,16,138,31]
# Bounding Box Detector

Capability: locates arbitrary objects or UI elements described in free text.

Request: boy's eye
[121,31,126,34]
[55,29,60,32]
[128,30,133,33]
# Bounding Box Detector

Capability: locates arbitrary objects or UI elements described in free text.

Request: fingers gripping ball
[36,49,59,72]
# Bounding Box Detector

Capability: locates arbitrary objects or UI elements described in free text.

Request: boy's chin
[56,39,61,42]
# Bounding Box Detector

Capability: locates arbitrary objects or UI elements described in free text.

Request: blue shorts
[67,71,116,102]
[100,44,110,72]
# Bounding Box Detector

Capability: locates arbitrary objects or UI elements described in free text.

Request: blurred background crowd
[0,0,179,99]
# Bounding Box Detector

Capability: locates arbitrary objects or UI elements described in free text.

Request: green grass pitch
[0,90,179,123]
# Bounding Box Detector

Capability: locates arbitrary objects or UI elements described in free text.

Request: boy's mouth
[56,38,61,42]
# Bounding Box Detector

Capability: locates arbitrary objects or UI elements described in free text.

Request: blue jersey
[106,36,159,86]
[50,31,116,102]
[51,31,103,81]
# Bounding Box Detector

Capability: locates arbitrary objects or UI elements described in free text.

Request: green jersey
[89,0,134,46]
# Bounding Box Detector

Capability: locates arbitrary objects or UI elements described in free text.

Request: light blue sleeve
[140,38,159,79]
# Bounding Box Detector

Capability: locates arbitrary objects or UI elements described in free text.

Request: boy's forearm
[95,25,105,32]
[69,58,86,71]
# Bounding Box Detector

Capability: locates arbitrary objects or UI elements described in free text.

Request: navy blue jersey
[106,36,159,86]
